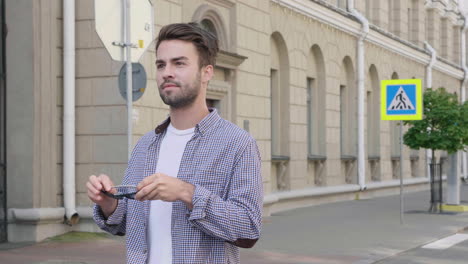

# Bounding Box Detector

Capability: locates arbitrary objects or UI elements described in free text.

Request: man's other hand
[136,173,195,209]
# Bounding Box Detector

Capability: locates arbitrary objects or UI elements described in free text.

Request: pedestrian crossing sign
[381,79,422,120]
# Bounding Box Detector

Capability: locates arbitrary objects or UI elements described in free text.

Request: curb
[440,204,468,212]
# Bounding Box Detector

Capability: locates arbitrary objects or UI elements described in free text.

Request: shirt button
[143,249,147,254]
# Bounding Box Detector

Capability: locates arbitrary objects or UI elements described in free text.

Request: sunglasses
[101,185,138,200]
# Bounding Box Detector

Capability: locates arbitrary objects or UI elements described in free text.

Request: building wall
[6,0,62,242]
[5,0,468,242]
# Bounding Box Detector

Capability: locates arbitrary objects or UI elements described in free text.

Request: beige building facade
[2,0,468,242]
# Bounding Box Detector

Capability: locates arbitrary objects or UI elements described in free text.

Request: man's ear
[201,65,214,83]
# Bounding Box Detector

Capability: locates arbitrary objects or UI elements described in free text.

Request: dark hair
[155,22,219,68]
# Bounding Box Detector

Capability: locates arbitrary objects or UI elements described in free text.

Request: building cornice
[217,50,247,69]
[272,0,464,79]
[207,0,235,8]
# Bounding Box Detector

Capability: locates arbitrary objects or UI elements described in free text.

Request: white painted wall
[460,0,468,14]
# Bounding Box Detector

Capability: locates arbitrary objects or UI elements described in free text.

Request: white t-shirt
[147,124,195,264]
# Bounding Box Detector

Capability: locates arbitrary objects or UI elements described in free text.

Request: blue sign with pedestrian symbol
[381,79,422,120]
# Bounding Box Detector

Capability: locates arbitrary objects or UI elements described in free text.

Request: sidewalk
[1,183,468,264]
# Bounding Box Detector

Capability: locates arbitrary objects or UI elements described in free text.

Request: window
[409,0,419,44]
[201,19,218,38]
[340,57,356,157]
[307,45,326,156]
[206,99,220,109]
[366,0,371,19]
[270,33,290,191]
[270,34,290,158]
[337,0,347,9]
[192,6,228,50]
[196,16,236,120]
[426,9,435,48]
[340,85,346,155]
[271,69,281,156]
[453,25,460,64]
[388,1,393,33]
[440,18,449,58]
[307,77,315,156]
[367,66,380,157]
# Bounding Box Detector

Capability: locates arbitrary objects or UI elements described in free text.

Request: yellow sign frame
[381,79,423,121]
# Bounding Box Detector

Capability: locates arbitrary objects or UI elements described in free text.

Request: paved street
[1,182,468,264]
[240,182,468,263]
[373,230,468,264]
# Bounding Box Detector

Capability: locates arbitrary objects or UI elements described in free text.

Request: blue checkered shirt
[93,109,263,263]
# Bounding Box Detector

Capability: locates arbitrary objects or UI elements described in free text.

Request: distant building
[1,0,467,242]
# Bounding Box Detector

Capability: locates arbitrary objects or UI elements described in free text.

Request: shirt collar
[154,108,220,135]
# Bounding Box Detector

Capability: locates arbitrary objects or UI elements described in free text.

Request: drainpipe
[460,13,468,181]
[348,0,369,190]
[63,0,79,225]
[424,41,436,179]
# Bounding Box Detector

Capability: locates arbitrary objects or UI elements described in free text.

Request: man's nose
[162,64,175,79]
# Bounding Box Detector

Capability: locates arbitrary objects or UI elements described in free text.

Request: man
[86,22,263,264]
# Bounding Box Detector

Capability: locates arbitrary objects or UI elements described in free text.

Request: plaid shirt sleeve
[93,199,127,236]
[187,137,263,248]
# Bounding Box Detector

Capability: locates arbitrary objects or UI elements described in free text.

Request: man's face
[156,40,203,109]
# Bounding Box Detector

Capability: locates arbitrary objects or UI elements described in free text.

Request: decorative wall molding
[216,50,247,69]
[206,0,235,9]
[272,0,464,79]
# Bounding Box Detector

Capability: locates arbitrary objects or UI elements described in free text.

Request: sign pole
[95,0,154,161]
[381,79,422,226]
[399,121,404,225]
[124,0,133,160]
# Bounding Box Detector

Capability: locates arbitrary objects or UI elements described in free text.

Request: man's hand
[86,174,118,218]
[135,173,195,209]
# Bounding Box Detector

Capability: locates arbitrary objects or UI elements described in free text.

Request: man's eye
[175,61,185,66]
[156,64,165,69]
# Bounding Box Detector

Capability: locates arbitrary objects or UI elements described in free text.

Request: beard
[158,72,201,109]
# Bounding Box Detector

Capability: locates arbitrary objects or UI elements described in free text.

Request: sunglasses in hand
[101,185,138,200]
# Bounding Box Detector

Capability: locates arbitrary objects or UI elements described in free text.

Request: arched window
[340,57,357,157]
[307,45,327,186]
[200,19,217,38]
[199,17,230,119]
[367,65,381,181]
[340,56,357,184]
[307,45,326,157]
[192,5,228,50]
[270,32,290,191]
[192,6,245,122]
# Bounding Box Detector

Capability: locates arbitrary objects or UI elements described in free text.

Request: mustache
[160,80,181,88]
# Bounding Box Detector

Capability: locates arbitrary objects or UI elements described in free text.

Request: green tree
[461,100,468,148]
[403,87,467,163]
